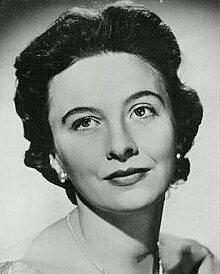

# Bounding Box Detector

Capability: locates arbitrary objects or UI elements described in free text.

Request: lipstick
[104,168,149,186]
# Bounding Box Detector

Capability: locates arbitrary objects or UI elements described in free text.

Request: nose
[106,123,139,162]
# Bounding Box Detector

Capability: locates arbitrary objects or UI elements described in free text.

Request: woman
[0,1,218,273]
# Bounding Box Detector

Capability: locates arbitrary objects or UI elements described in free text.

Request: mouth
[104,168,150,186]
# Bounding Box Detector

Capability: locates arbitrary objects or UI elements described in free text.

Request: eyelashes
[71,116,101,132]
[70,104,158,133]
[130,104,157,120]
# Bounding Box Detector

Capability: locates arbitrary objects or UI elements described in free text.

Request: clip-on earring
[170,152,184,188]
[175,152,183,180]
[58,171,68,183]
[175,151,190,182]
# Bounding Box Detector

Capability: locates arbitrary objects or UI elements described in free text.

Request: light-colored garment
[0,261,39,274]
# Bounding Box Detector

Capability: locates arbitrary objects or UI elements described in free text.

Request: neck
[70,196,165,274]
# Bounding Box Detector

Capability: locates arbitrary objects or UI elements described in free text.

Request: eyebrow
[62,107,103,124]
[125,90,165,106]
[61,90,165,124]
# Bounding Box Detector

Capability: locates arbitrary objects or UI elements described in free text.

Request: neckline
[66,210,163,274]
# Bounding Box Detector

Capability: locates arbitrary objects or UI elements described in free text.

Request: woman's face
[49,52,176,212]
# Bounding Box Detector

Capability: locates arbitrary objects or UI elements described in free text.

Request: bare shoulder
[160,233,214,255]
[1,214,91,273]
[21,215,91,272]
[0,215,77,272]
[160,233,220,273]
[0,216,67,263]
[160,233,205,248]
[23,216,72,261]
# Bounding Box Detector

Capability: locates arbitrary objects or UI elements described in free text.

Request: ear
[49,153,65,174]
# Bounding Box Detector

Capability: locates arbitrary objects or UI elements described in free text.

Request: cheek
[135,117,176,161]
[54,133,104,177]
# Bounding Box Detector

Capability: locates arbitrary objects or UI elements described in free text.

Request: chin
[97,188,166,214]
[77,175,169,214]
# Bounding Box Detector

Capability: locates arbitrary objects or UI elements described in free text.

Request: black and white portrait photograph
[0,0,219,273]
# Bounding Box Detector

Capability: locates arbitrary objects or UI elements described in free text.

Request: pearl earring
[174,152,190,182]
[58,171,68,183]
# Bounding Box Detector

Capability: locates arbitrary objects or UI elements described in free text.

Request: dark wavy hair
[14,1,203,204]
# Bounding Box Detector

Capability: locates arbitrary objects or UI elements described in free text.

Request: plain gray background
[0,0,219,258]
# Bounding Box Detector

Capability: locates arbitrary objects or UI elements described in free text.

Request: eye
[131,105,157,119]
[71,117,100,132]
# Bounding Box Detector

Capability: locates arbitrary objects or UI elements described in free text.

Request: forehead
[49,52,169,110]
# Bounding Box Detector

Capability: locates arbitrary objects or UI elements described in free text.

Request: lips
[104,168,150,186]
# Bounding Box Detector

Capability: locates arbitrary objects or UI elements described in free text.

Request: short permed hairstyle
[14,1,203,204]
